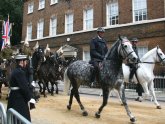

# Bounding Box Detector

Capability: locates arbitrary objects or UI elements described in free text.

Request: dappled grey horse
[64,36,138,122]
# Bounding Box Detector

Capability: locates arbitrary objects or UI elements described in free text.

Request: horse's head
[156,46,165,65]
[118,36,138,62]
[49,52,62,66]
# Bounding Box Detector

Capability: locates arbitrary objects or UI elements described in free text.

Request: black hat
[131,38,138,42]
[97,27,105,32]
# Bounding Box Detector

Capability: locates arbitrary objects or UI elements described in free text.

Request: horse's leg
[67,87,74,110]
[118,82,136,122]
[46,81,51,93]
[73,86,88,116]
[42,81,47,97]
[55,82,58,94]
[50,82,54,96]
[149,81,161,109]
[95,86,109,118]
[38,80,43,93]
[141,82,150,100]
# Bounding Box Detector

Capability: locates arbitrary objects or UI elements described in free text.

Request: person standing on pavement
[7,54,36,122]
[89,27,108,86]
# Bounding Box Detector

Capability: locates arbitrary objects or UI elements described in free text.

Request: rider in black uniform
[90,27,108,86]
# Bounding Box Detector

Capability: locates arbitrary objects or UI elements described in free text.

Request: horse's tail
[63,68,70,95]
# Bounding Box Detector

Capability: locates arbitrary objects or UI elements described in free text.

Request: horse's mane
[106,36,128,61]
[140,47,157,62]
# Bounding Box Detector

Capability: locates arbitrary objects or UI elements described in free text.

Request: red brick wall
[22,0,165,56]
[147,0,164,19]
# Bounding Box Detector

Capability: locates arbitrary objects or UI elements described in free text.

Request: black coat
[132,45,139,58]
[90,36,108,62]
[7,65,32,121]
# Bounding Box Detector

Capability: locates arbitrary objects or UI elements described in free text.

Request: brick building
[22,0,165,74]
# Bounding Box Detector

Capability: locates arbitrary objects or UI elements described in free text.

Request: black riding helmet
[130,37,138,42]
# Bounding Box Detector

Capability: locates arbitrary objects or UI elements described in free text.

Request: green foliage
[0,0,23,46]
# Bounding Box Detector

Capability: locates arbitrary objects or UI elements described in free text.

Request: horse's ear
[156,45,159,49]
[118,34,122,41]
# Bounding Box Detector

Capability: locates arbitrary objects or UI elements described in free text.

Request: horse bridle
[118,39,135,60]
[156,47,165,64]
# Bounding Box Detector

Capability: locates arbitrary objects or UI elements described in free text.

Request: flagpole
[1,20,4,51]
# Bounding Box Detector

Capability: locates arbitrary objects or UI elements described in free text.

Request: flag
[1,15,11,50]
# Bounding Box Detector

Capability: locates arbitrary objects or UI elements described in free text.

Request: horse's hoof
[82,111,88,116]
[95,112,100,118]
[130,117,136,123]
[67,105,71,110]
[157,106,161,109]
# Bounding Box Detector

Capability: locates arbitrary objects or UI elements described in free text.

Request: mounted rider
[127,37,140,83]
[89,27,108,86]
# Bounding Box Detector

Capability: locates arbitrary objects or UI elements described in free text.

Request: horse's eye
[159,53,162,56]
[124,45,127,48]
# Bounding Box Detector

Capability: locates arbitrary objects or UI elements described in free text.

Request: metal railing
[125,76,165,92]
[0,102,7,124]
[7,108,31,124]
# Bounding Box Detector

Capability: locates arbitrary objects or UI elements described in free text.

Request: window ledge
[27,12,33,15]
[38,7,45,11]
[50,3,58,6]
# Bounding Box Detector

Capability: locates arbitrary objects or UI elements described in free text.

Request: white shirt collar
[98,35,102,39]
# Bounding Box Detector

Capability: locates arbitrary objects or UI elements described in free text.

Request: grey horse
[64,36,138,123]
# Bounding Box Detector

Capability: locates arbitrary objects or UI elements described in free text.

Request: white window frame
[65,13,73,33]
[132,0,147,22]
[28,2,34,14]
[106,0,119,26]
[37,19,44,39]
[83,51,90,62]
[83,8,93,30]
[138,46,148,58]
[27,23,32,40]
[49,16,57,36]
[38,0,45,10]
[50,0,58,5]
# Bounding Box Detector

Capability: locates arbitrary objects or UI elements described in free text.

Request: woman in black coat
[7,54,33,121]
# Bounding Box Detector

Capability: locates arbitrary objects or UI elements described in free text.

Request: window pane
[37,20,44,38]
[138,46,148,58]
[66,14,73,33]
[27,23,32,40]
[50,17,57,36]
[84,9,93,30]
[107,0,119,26]
[133,0,147,21]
